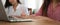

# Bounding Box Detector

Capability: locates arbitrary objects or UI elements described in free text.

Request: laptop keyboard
[8,16,32,22]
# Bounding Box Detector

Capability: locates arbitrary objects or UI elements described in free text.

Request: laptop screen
[0,0,8,20]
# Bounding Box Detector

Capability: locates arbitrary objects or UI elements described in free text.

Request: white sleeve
[21,4,29,16]
[26,8,29,15]
[24,7,29,15]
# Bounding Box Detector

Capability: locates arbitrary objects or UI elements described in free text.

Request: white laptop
[0,0,32,22]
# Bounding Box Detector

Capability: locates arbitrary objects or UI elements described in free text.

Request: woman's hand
[11,12,29,18]
[11,14,28,19]
[21,13,26,16]
[11,15,28,19]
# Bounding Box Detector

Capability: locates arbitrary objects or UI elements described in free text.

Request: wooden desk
[0,16,60,25]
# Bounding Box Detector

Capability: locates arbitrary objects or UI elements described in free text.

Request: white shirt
[5,4,29,16]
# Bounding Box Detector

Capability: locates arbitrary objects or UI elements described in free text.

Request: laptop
[0,0,32,22]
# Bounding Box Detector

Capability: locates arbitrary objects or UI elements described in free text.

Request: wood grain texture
[0,16,60,25]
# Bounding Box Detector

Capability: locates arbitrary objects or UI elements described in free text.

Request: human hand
[21,12,26,16]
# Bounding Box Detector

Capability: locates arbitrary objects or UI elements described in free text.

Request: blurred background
[1,0,44,14]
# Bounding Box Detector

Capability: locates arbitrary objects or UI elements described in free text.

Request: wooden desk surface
[0,16,60,25]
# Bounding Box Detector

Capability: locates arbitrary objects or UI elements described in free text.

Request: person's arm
[35,8,43,16]
[12,7,29,18]
[25,8,29,16]
[20,5,29,16]
[22,6,29,16]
